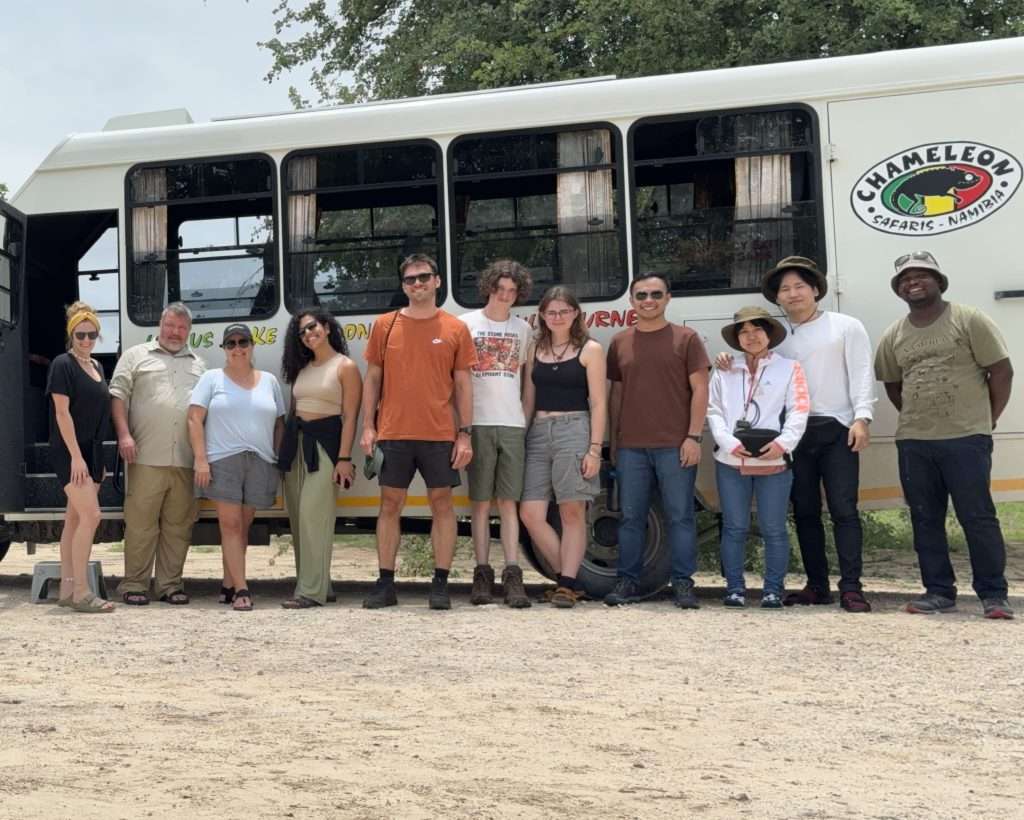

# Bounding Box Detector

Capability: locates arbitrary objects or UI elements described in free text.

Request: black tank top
[532,349,589,412]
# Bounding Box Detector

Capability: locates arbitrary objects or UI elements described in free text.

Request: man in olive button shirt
[109,303,206,605]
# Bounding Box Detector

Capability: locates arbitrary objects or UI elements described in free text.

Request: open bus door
[0,200,27,558]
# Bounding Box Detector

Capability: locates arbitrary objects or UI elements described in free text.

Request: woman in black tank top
[520,286,607,608]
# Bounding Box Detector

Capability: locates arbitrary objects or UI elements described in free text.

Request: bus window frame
[281,138,446,317]
[0,202,26,329]
[124,152,280,327]
[626,102,826,297]
[447,120,629,308]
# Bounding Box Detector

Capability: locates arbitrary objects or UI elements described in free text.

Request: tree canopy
[262,0,1024,105]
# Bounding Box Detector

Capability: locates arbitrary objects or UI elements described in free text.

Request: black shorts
[50,438,104,487]
[379,440,460,490]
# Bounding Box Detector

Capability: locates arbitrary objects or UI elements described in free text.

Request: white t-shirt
[774,311,876,427]
[460,309,532,428]
[190,369,286,464]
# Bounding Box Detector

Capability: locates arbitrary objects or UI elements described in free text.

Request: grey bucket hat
[761,256,827,304]
[891,251,949,294]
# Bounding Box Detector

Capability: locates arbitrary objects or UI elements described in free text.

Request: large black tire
[519,489,672,599]
[0,540,10,564]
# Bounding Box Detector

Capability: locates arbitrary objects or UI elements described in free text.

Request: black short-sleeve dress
[46,353,111,486]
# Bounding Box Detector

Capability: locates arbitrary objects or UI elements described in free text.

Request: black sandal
[218,586,235,605]
[232,588,253,611]
[281,596,322,609]
[159,590,190,605]
[122,591,150,606]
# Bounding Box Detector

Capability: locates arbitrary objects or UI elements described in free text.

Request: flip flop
[70,593,115,614]
[232,588,253,612]
[159,591,190,605]
[218,586,235,605]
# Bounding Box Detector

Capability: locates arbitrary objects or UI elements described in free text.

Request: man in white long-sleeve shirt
[762,256,876,612]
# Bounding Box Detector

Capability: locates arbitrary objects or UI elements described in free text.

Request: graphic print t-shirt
[459,309,532,428]
[874,303,1008,440]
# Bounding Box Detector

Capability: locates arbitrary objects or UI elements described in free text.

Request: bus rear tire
[519,491,671,600]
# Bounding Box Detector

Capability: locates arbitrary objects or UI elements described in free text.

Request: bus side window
[631,107,823,294]
[451,125,628,306]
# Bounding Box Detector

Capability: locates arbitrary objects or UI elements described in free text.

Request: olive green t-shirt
[874,303,1008,440]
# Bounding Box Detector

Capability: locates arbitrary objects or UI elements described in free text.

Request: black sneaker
[760,591,783,609]
[905,593,956,614]
[429,577,452,610]
[723,591,746,608]
[470,565,495,605]
[672,580,700,609]
[604,577,642,606]
[982,598,1015,620]
[362,579,398,609]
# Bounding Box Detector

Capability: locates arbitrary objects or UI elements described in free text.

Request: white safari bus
[1,38,1022,595]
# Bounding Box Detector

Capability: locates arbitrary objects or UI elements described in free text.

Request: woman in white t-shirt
[187,324,286,611]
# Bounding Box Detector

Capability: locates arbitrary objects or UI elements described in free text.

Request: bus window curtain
[131,169,168,323]
[557,130,614,297]
[288,157,318,309]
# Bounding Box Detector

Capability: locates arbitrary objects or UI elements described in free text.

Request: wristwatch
[686,434,703,444]
[458,425,473,436]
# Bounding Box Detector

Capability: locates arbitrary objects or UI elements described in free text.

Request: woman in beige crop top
[279,310,363,607]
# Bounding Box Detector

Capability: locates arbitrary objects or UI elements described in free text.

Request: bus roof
[33,37,1024,175]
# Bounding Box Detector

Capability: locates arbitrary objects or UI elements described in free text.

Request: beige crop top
[293,355,344,415]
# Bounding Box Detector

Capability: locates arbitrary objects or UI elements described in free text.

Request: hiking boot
[723,591,746,608]
[551,586,580,608]
[362,579,398,609]
[904,593,956,614]
[604,577,642,606]
[982,598,1015,620]
[501,565,532,609]
[840,591,872,613]
[470,564,496,605]
[429,576,452,610]
[783,586,834,606]
[672,580,700,609]
[760,591,783,609]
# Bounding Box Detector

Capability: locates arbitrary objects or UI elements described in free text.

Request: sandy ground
[1,539,1023,820]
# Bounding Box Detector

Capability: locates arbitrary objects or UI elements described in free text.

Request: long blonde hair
[535,286,589,354]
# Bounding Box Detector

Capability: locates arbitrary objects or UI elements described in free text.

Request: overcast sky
[3,0,312,194]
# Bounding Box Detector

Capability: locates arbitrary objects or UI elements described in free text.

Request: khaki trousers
[118,464,197,598]
[283,434,338,605]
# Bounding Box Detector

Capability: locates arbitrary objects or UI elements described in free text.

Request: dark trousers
[790,417,863,593]
[897,435,1007,601]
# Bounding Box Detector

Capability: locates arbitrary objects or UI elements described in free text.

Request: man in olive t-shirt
[604,275,710,608]
[874,251,1014,619]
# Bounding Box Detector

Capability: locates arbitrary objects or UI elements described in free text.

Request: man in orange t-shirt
[360,254,477,610]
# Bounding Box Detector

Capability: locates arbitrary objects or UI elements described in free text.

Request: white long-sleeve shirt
[774,311,876,427]
[708,352,810,468]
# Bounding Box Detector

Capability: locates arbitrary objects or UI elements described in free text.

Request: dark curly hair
[281,309,349,384]
[477,259,533,305]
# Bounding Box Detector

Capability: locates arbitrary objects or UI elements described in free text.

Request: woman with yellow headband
[46,300,114,613]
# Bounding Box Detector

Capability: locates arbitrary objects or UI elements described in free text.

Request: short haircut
[630,274,671,296]
[161,302,193,325]
[478,259,533,305]
[399,253,439,278]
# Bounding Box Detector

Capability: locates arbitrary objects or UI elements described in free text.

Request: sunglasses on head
[894,251,938,269]
[222,338,252,350]
[402,272,435,286]
[298,320,319,337]
[73,331,99,341]
[633,290,665,302]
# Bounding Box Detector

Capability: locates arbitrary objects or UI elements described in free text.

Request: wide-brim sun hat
[761,255,827,304]
[721,306,788,351]
[890,250,949,294]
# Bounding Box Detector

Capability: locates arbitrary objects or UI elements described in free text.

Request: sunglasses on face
[402,272,435,286]
[73,331,99,341]
[894,251,938,269]
[298,320,319,337]
[543,309,574,320]
[222,338,252,350]
[633,290,665,302]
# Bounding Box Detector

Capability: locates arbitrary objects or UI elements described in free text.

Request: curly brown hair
[535,286,589,354]
[477,259,533,305]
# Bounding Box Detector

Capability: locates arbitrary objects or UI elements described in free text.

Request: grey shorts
[522,413,599,503]
[197,451,280,508]
[467,426,526,502]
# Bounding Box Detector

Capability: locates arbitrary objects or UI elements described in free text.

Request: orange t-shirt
[365,310,477,441]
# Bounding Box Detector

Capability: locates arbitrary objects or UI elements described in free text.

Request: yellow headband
[67,310,101,338]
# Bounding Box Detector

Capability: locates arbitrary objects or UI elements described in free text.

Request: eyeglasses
[543,309,575,320]
[894,251,938,269]
[223,338,252,350]
[73,331,99,341]
[298,320,319,337]
[402,272,435,286]
[633,290,665,302]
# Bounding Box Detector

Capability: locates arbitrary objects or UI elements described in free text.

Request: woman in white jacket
[707,307,810,608]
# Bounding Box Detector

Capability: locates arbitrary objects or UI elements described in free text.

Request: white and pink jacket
[707,352,810,469]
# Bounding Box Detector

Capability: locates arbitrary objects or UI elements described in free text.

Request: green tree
[0,182,7,201]
[262,0,1024,104]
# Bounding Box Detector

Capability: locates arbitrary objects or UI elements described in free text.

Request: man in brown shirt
[605,275,710,608]
[360,254,476,610]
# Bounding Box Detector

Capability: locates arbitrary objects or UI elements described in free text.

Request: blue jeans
[897,435,1007,601]
[716,462,793,595]
[616,447,698,583]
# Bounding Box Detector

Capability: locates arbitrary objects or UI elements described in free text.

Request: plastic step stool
[30,560,108,603]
